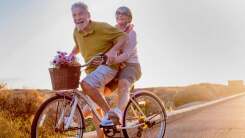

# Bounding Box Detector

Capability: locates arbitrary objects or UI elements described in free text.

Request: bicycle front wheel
[122,90,167,138]
[31,95,84,138]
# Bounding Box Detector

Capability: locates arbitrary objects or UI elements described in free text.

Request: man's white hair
[71,2,89,11]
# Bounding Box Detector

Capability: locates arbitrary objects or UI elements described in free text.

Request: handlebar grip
[102,55,108,65]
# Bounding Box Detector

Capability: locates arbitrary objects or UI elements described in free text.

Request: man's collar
[79,20,94,37]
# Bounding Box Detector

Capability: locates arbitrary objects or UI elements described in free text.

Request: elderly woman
[108,6,142,123]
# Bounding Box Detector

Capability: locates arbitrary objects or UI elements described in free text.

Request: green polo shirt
[73,21,126,74]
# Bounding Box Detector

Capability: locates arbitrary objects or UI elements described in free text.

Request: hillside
[0,82,244,137]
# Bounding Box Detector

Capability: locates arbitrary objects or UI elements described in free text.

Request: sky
[1,0,245,89]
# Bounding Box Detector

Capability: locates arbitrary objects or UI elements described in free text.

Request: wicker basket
[49,66,81,90]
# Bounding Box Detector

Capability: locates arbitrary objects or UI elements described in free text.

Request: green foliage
[85,118,96,132]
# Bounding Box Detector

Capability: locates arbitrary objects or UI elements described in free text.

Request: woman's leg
[117,79,131,111]
[117,63,141,111]
[110,63,141,124]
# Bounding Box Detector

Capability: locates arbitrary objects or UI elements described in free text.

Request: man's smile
[76,20,84,25]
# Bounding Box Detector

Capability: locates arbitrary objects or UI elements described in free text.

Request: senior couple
[68,2,141,137]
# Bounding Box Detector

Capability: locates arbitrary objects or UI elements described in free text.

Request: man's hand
[91,56,103,66]
[69,46,79,58]
[68,53,75,61]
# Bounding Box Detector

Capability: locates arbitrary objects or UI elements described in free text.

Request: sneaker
[100,108,123,127]
[100,112,114,127]
[112,107,123,124]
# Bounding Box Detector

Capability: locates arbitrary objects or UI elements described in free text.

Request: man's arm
[105,35,128,64]
[108,34,128,53]
[99,22,128,64]
[69,46,79,57]
[69,30,80,57]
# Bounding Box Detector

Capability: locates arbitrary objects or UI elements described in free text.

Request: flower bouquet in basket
[51,51,80,68]
[49,51,81,90]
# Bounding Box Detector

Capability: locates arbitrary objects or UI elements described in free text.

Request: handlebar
[80,53,107,68]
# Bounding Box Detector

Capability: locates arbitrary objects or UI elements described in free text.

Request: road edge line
[167,92,245,123]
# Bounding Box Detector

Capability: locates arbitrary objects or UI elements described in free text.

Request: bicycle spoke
[54,101,60,127]
[123,91,167,138]
[147,113,158,121]
[32,95,84,138]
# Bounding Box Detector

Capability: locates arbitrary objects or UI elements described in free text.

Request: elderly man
[68,1,127,133]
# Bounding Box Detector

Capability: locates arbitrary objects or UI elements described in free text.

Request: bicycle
[31,55,167,138]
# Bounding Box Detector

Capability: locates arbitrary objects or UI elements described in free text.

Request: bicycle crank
[100,125,121,137]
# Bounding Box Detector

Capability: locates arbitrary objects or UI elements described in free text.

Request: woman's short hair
[116,6,133,23]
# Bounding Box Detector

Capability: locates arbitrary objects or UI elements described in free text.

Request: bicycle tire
[31,95,85,138]
[122,90,167,138]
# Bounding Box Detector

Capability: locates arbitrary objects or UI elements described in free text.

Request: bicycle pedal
[101,124,121,137]
[99,124,116,128]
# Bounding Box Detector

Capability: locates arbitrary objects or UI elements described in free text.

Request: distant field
[0,83,244,137]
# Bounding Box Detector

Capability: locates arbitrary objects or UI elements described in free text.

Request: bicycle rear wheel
[122,90,167,138]
[31,95,85,138]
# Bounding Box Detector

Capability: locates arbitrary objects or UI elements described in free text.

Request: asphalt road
[84,94,245,138]
[165,95,245,138]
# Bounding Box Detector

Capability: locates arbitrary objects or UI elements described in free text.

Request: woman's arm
[113,51,130,64]
[105,34,128,64]
[113,30,137,64]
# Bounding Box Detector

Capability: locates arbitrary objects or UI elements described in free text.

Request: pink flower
[51,51,79,67]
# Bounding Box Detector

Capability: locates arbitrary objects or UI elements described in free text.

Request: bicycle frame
[55,89,102,130]
[57,89,152,131]
[32,54,166,138]
[52,54,148,130]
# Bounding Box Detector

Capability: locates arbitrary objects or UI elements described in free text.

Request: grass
[0,82,244,137]
[0,89,48,137]
[139,83,245,110]
[172,83,244,107]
